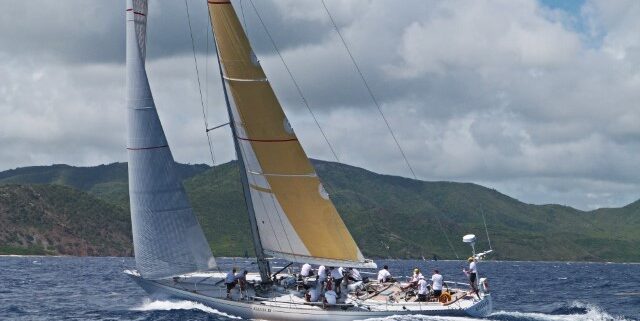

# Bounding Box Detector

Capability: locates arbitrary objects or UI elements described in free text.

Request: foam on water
[362,302,634,321]
[131,298,241,319]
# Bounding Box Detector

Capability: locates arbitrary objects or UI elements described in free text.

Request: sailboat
[123,0,493,319]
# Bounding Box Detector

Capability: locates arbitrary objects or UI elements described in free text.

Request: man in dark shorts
[431,269,443,298]
[464,257,478,293]
[416,275,428,301]
[225,268,237,298]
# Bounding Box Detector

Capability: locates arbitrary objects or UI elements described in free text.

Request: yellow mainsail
[208,1,374,268]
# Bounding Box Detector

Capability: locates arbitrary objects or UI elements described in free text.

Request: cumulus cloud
[0,0,639,210]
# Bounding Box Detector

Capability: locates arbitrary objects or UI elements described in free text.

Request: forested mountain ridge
[0,160,637,262]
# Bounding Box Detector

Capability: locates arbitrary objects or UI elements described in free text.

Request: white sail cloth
[126,0,215,279]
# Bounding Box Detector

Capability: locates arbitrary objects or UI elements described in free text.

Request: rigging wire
[320,0,459,259]
[240,0,248,32]
[185,0,217,166]
[205,8,209,126]
[480,208,493,251]
[319,0,412,177]
[248,0,341,164]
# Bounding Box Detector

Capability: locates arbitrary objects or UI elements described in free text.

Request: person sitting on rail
[305,286,320,302]
[377,265,394,283]
[402,268,423,290]
[346,267,362,283]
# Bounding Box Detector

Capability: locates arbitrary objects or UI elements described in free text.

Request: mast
[211,22,271,282]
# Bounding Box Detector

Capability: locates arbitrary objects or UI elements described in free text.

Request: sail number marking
[252,307,272,313]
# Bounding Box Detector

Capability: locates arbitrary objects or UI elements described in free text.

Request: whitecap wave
[131,298,240,319]
[490,301,633,321]
[361,302,634,321]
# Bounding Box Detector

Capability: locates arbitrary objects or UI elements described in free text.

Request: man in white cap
[416,274,428,301]
[463,257,478,293]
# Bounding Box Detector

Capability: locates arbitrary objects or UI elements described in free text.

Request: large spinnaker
[208,1,374,269]
[126,0,215,279]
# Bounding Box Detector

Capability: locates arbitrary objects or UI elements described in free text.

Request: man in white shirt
[431,269,444,298]
[329,267,345,295]
[416,275,428,301]
[317,265,327,284]
[300,263,313,277]
[377,265,393,283]
[347,267,362,282]
[463,257,478,293]
[224,268,237,298]
[306,287,320,302]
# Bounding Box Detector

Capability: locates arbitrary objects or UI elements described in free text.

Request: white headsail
[126,0,215,279]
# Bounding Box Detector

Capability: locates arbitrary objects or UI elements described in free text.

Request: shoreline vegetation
[1,254,639,264]
[1,160,638,262]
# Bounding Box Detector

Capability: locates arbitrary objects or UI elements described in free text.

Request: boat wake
[131,298,240,319]
[363,302,635,321]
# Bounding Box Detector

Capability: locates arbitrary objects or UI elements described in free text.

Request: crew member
[416,275,428,301]
[431,269,443,298]
[300,263,313,278]
[347,267,362,283]
[323,275,338,306]
[402,268,423,290]
[329,267,345,295]
[377,265,393,283]
[317,265,327,284]
[234,270,249,299]
[224,268,237,299]
[463,257,478,293]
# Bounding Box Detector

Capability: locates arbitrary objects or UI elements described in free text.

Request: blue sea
[0,256,637,321]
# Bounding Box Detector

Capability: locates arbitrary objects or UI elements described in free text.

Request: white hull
[127,272,493,320]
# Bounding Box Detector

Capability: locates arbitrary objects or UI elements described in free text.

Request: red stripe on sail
[237,137,298,143]
[208,1,231,4]
[125,8,146,16]
[127,145,168,151]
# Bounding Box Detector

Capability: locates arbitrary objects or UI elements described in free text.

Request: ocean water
[0,256,637,321]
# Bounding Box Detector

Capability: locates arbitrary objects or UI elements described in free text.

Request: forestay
[125,0,215,279]
[208,1,375,269]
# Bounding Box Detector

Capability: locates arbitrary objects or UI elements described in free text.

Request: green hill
[0,160,638,262]
[0,184,131,256]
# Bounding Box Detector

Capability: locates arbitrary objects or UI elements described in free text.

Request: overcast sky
[0,0,639,210]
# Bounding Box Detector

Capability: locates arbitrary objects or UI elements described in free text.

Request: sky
[0,0,639,211]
